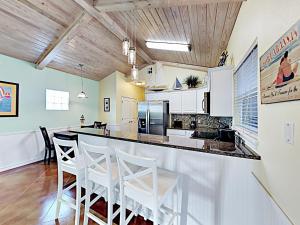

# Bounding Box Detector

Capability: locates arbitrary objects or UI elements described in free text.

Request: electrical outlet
[284,122,294,145]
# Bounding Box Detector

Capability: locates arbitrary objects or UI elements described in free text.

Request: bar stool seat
[116,150,181,225]
[126,168,178,207]
[88,161,119,186]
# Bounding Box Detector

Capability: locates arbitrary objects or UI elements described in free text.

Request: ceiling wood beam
[94,0,246,12]
[35,12,89,69]
[73,0,154,64]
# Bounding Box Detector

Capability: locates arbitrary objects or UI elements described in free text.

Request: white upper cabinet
[145,92,169,101]
[169,91,182,113]
[181,90,197,113]
[146,87,208,114]
[209,67,233,117]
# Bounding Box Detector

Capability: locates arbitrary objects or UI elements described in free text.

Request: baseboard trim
[0,156,44,173]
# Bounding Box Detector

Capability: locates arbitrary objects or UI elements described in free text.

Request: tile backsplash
[171,114,232,129]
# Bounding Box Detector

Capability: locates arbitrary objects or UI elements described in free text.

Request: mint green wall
[0,54,99,133]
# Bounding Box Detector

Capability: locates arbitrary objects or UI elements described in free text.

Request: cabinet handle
[202,99,205,111]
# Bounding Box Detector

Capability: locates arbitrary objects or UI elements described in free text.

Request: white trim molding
[0,126,79,172]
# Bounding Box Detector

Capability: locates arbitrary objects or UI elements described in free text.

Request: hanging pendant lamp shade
[131,64,138,81]
[128,46,136,65]
[122,38,130,56]
[77,64,88,99]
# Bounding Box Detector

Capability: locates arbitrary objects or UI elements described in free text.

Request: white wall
[139,63,207,90]
[0,54,99,171]
[227,0,300,223]
[0,126,78,172]
[99,71,145,130]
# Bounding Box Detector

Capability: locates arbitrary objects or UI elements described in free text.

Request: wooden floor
[0,161,152,225]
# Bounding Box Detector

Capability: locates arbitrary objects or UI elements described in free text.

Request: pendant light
[122,17,130,55]
[128,11,137,65]
[122,38,130,56]
[128,46,136,65]
[131,64,138,81]
[77,64,88,99]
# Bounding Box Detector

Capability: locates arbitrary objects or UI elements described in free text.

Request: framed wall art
[0,81,19,117]
[104,98,110,112]
[260,20,300,104]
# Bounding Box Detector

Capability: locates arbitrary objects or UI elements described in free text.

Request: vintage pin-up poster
[260,20,300,104]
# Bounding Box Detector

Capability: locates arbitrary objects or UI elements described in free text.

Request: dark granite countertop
[70,128,261,160]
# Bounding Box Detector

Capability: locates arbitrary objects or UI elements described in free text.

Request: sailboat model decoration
[173,77,183,90]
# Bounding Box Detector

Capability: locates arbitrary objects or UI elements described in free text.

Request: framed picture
[260,20,300,104]
[104,98,110,112]
[0,81,19,117]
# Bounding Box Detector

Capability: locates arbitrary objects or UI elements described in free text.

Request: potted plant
[184,75,202,88]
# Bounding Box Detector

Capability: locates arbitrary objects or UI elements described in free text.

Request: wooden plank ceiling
[0,0,243,80]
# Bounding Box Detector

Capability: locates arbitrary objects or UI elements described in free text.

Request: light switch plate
[284,122,294,145]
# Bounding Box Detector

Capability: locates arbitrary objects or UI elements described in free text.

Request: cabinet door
[169,92,182,114]
[209,68,233,117]
[145,92,170,101]
[167,129,186,136]
[181,90,197,113]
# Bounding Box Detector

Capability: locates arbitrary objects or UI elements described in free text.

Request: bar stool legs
[55,170,63,219]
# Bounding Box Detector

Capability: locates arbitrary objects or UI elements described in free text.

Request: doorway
[121,97,138,133]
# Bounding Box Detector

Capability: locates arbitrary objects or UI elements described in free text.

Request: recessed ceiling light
[145,41,191,52]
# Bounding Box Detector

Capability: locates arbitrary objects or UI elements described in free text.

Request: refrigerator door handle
[146,109,150,134]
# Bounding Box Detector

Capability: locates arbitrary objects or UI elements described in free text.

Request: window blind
[234,45,258,134]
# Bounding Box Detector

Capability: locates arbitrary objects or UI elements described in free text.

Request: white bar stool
[80,141,120,225]
[116,150,181,225]
[52,137,85,225]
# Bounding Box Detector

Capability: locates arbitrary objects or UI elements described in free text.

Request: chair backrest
[99,123,107,130]
[40,126,51,149]
[80,141,114,183]
[53,137,81,169]
[93,121,102,129]
[116,150,158,196]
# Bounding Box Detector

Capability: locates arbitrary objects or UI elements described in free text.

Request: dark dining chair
[40,126,55,165]
[98,123,107,130]
[93,121,102,129]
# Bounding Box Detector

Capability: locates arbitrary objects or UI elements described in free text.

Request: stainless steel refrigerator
[138,101,169,135]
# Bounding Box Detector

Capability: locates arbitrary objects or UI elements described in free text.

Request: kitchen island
[71,128,262,225]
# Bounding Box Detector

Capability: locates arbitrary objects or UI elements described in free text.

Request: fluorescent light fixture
[145,41,191,52]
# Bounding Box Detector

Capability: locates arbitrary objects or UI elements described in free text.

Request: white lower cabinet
[167,129,194,137]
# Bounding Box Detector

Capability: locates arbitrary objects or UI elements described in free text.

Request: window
[46,89,69,110]
[234,45,258,138]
